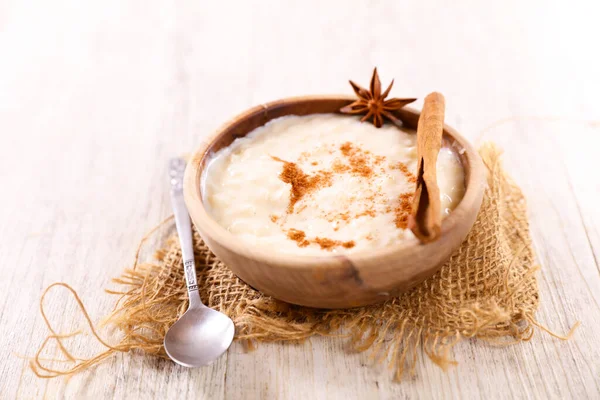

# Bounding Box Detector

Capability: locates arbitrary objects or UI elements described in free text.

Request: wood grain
[1,0,599,399]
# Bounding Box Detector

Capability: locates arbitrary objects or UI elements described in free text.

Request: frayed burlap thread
[31,143,574,380]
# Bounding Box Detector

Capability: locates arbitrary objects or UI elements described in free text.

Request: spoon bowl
[164,306,235,368]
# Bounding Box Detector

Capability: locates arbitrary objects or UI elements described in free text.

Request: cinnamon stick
[408,92,445,243]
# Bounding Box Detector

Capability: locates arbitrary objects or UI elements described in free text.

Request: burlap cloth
[33,143,568,380]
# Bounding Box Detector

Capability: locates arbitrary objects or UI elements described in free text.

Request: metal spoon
[163,158,235,368]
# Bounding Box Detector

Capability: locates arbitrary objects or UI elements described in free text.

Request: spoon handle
[169,158,203,309]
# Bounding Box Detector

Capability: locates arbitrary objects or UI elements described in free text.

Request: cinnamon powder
[394,192,413,229]
[339,142,373,178]
[271,156,332,213]
[273,142,416,251]
[332,160,350,174]
[314,237,355,250]
[286,228,310,247]
[391,162,417,183]
[287,228,355,251]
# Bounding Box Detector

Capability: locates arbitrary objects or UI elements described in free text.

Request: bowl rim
[184,95,485,269]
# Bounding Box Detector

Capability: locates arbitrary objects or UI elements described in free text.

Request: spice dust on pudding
[203,114,465,256]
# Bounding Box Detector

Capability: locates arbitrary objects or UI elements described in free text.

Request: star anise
[340,68,416,128]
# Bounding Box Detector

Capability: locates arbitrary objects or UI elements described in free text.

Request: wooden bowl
[184,96,485,309]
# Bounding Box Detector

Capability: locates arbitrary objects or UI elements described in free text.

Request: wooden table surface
[1,1,599,399]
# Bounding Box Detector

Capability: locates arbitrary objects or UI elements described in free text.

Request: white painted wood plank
[478,120,600,400]
[1,0,599,399]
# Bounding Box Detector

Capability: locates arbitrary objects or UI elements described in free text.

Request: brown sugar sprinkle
[271,156,332,213]
[270,215,279,223]
[311,161,318,166]
[391,162,417,183]
[394,192,413,229]
[286,229,355,251]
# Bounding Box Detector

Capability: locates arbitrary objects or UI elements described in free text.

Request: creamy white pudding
[203,114,465,256]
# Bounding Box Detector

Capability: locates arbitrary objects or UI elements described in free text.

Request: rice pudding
[203,114,465,256]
